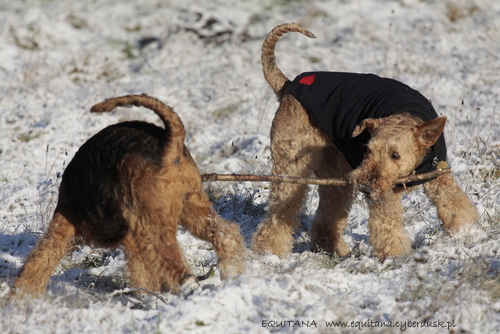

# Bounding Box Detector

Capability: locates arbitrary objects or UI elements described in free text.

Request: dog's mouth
[358,184,372,196]
[355,176,399,200]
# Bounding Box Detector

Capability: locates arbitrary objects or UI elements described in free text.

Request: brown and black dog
[12,94,245,298]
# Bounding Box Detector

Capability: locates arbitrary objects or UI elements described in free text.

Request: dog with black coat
[251,23,478,260]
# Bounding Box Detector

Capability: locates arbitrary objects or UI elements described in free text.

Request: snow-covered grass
[0,0,499,333]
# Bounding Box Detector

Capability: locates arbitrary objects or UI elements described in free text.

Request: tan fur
[252,23,478,260]
[12,94,245,299]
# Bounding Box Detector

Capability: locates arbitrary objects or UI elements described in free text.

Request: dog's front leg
[365,191,412,260]
[423,173,478,235]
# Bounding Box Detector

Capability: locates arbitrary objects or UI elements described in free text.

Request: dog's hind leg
[252,177,310,257]
[252,96,327,257]
[309,146,354,256]
[156,211,197,294]
[179,189,245,280]
[121,218,162,292]
[12,204,76,299]
[123,194,194,294]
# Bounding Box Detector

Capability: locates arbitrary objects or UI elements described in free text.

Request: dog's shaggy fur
[251,23,478,260]
[12,94,245,299]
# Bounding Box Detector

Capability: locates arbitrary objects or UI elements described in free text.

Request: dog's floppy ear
[351,118,383,137]
[415,116,446,147]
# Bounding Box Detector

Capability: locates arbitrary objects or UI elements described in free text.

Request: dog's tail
[90,94,186,154]
[262,23,316,94]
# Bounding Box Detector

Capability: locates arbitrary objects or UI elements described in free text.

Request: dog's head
[349,113,446,197]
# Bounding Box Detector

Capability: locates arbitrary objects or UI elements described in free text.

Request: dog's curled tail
[90,94,186,153]
[262,23,316,94]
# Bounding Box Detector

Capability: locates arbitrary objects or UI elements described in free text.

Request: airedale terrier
[12,94,245,298]
[252,23,478,260]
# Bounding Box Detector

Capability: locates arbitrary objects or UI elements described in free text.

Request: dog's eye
[391,152,400,160]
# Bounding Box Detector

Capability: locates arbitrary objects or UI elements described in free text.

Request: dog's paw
[179,276,200,296]
[450,223,486,247]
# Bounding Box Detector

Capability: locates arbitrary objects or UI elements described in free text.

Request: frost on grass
[0,0,499,333]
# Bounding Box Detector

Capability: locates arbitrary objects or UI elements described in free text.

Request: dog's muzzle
[358,184,373,196]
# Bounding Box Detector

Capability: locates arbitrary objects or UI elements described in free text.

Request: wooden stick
[201,167,452,187]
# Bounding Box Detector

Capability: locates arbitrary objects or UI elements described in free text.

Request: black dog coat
[285,71,447,186]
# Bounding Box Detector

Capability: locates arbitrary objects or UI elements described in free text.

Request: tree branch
[201,168,452,187]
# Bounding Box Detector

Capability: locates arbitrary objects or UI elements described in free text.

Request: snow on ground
[0,0,499,333]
